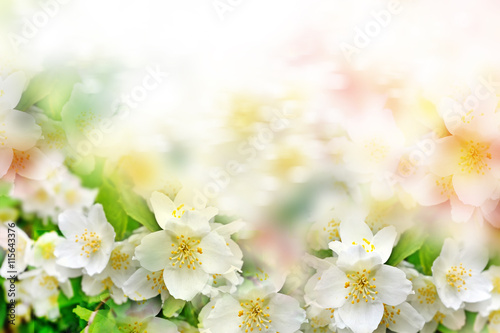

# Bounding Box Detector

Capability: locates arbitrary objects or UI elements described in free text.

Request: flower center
[364,139,389,164]
[344,269,378,304]
[489,310,500,325]
[380,304,401,328]
[433,312,445,324]
[39,275,58,290]
[323,218,340,241]
[238,298,271,332]
[74,229,101,258]
[9,150,31,173]
[35,189,50,203]
[445,263,471,292]
[40,242,55,260]
[169,235,203,270]
[459,140,492,175]
[435,176,454,198]
[101,277,114,290]
[493,277,500,294]
[416,282,437,305]
[111,249,130,270]
[172,204,187,218]
[351,238,375,253]
[146,270,168,295]
[119,321,147,333]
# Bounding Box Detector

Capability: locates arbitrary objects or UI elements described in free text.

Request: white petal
[268,293,306,333]
[58,210,87,237]
[372,226,397,263]
[387,302,425,333]
[314,266,349,308]
[146,317,179,333]
[81,274,105,296]
[150,191,176,229]
[163,264,208,301]
[373,265,412,305]
[135,231,172,271]
[0,148,13,177]
[339,220,373,246]
[200,294,241,333]
[122,268,166,301]
[338,299,384,333]
[453,172,498,207]
[198,232,234,274]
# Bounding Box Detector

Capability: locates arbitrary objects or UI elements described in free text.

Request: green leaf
[179,302,199,327]
[88,310,120,333]
[16,72,57,111]
[162,297,186,318]
[73,306,93,321]
[419,237,444,275]
[117,184,161,232]
[36,68,80,120]
[96,182,129,240]
[387,227,427,266]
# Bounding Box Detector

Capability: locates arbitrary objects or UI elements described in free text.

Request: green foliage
[419,237,444,275]
[96,182,131,240]
[162,297,186,318]
[117,183,160,232]
[16,68,79,119]
[387,226,427,266]
[37,69,80,120]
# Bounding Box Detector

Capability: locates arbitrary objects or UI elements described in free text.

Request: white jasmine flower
[54,204,115,276]
[432,238,492,310]
[81,274,127,305]
[406,274,440,322]
[329,220,397,263]
[466,265,500,316]
[374,302,424,333]
[149,188,218,229]
[309,246,412,333]
[199,288,306,333]
[420,307,465,333]
[135,194,243,301]
[81,240,139,304]
[18,268,73,321]
[31,231,81,282]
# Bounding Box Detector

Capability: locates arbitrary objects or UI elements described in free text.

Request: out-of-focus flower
[55,204,115,276]
[428,97,500,208]
[18,268,73,321]
[0,222,33,278]
[11,166,97,222]
[432,238,492,310]
[31,231,81,282]
[338,109,405,200]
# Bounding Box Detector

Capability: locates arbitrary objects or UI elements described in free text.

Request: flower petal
[268,293,306,333]
[314,266,349,308]
[163,264,208,301]
[373,265,412,306]
[135,231,173,272]
[338,299,384,333]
